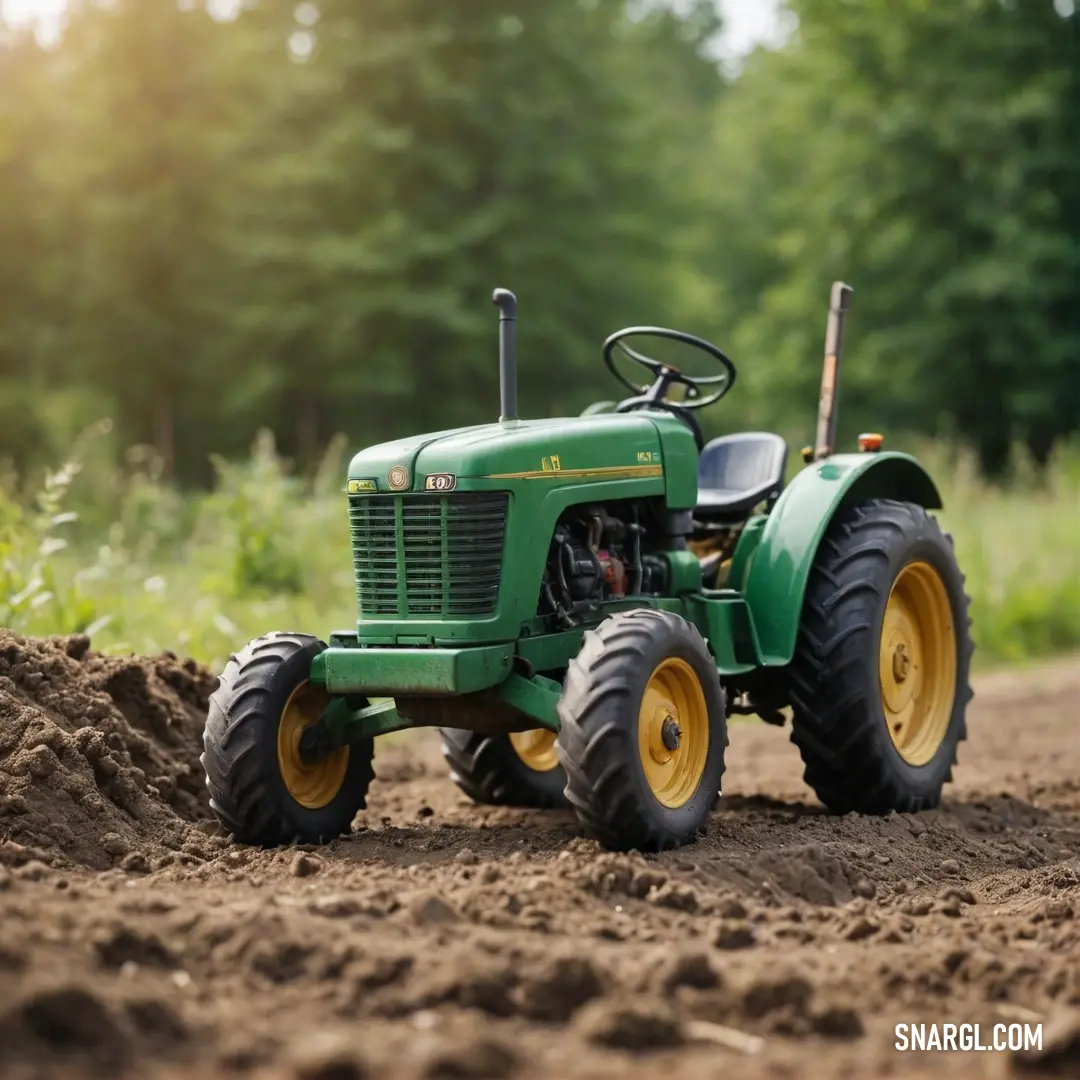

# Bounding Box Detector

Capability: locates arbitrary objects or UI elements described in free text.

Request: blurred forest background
[0,0,1078,667]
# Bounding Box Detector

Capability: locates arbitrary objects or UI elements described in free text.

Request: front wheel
[786,499,974,814]
[440,728,570,809]
[201,633,375,845]
[556,609,727,852]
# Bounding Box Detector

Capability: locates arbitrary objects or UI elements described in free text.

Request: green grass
[1,428,1077,672]
[926,443,1080,667]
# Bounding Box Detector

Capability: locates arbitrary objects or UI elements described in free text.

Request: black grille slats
[347,496,399,614]
[405,495,507,614]
[347,492,507,618]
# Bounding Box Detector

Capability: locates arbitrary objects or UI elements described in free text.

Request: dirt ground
[1,630,1078,1080]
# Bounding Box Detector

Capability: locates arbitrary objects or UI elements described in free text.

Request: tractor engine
[540,504,667,628]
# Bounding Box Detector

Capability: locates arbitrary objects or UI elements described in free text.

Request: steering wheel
[602,327,737,450]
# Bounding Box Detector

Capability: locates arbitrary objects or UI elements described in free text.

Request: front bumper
[309,643,514,696]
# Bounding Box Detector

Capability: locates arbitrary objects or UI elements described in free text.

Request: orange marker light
[858,432,884,452]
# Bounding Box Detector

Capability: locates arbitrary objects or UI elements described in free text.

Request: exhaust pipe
[492,288,518,422]
[814,281,853,461]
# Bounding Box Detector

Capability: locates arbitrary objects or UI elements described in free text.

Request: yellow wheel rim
[637,657,710,809]
[879,561,957,766]
[276,681,350,809]
[509,729,560,773]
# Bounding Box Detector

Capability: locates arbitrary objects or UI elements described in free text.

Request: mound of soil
[0,631,216,871]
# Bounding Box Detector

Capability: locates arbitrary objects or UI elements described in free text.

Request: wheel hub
[661,716,682,751]
[298,723,333,763]
[646,704,677,764]
[892,643,911,683]
[880,614,919,715]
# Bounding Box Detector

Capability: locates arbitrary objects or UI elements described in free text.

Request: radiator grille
[348,492,508,618]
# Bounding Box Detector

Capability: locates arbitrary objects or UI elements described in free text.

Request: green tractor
[201,283,973,852]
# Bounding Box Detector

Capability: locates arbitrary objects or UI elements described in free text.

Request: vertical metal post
[814,281,854,461]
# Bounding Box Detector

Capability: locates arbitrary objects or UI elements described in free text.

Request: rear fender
[743,452,942,666]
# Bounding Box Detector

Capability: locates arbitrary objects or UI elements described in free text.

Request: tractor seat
[695,432,789,522]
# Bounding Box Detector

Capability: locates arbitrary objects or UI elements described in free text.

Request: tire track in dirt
[0,632,1077,1079]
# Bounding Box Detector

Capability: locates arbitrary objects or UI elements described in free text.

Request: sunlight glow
[206,0,241,23]
[2,0,64,48]
[3,0,65,22]
[2,0,795,59]
[287,28,313,62]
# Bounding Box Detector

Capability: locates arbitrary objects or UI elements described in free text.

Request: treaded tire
[787,499,974,814]
[556,608,727,852]
[201,632,375,845]
[439,730,569,809]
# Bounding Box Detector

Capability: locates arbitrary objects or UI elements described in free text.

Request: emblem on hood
[424,473,457,492]
[387,465,410,490]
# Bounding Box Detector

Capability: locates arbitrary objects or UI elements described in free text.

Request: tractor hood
[346,413,697,505]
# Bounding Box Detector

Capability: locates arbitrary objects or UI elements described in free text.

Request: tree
[49,1,261,481]
[221,0,726,460]
[697,0,1080,473]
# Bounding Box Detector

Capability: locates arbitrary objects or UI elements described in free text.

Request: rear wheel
[557,609,727,852]
[786,499,974,814]
[440,728,569,809]
[201,633,375,845]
